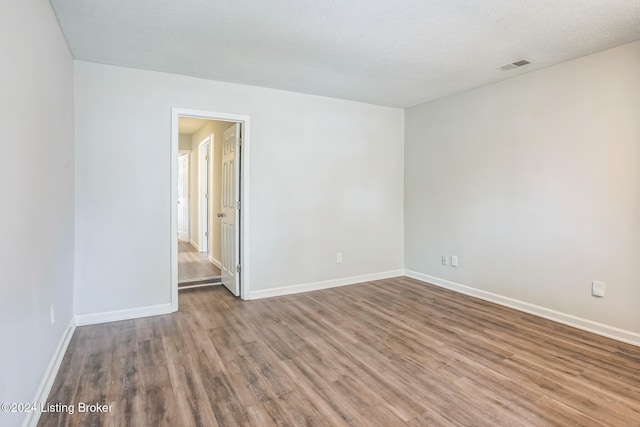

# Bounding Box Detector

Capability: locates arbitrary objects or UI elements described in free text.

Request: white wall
[0,1,75,425]
[74,62,404,314]
[189,147,200,249]
[405,41,640,333]
[188,121,214,252]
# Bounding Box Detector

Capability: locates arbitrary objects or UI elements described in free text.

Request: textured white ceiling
[50,0,640,107]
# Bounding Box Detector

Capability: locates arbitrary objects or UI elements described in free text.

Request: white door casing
[220,124,240,296]
[177,153,190,241]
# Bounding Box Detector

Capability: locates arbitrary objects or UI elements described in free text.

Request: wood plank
[39,278,640,426]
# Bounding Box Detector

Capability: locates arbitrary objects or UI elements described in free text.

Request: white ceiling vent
[497,59,531,71]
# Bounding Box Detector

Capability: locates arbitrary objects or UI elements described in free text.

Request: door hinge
[238,137,242,147]
[236,264,241,273]
[205,231,208,237]
[205,193,208,199]
[205,155,209,161]
[237,200,241,210]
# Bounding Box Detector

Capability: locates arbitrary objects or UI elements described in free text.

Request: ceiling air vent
[497,59,531,71]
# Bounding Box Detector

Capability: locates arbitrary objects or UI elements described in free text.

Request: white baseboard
[209,256,222,269]
[75,303,172,326]
[249,270,404,300]
[189,240,200,252]
[23,319,76,427]
[405,270,640,347]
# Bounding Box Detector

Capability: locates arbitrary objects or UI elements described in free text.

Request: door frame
[198,136,211,253]
[171,108,251,311]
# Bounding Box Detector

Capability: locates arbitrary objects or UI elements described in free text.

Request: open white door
[220,124,240,296]
[177,154,189,241]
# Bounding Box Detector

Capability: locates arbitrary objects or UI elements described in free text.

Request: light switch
[592,281,605,298]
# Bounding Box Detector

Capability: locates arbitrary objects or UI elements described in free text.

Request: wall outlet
[50,304,55,325]
[451,255,458,267]
[336,252,343,263]
[592,281,605,298]
[441,255,447,265]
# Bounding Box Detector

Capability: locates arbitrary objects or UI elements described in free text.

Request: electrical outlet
[50,304,55,325]
[592,281,605,298]
[451,255,458,267]
[336,252,343,263]
[441,255,447,265]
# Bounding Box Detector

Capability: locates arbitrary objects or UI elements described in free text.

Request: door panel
[221,124,240,296]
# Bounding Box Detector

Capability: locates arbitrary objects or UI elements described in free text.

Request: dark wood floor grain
[39,277,640,426]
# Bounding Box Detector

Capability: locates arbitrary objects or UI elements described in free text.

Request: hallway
[178,241,221,287]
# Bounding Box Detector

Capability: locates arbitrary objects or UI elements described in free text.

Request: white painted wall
[188,122,214,252]
[74,62,404,314]
[189,147,200,249]
[0,1,75,425]
[405,41,640,333]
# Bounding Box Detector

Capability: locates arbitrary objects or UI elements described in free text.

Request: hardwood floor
[39,277,640,426]
[178,241,221,286]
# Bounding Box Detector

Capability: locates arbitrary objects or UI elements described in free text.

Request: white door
[199,140,210,252]
[177,154,189,241]
[220,124,240,296]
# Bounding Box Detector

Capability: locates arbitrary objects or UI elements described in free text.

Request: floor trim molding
[209,256,222,269]
[179,282,221,290]
[75,303,172,326]
[405,270,640,347]
[179,275,221,286]
[23,319,76,427]
[249,270,404,300]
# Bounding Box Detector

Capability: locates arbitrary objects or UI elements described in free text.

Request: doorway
[171,109,250,311]
[176,121,220,290]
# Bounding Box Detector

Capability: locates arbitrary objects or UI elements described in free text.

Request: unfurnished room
[2,1,640,426]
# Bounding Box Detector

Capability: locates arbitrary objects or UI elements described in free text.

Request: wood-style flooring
[178,241,221,287]
[39,277,640,426]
